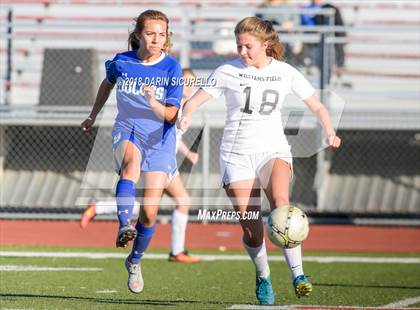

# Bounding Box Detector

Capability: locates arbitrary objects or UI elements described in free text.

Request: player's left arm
[304,95,341,148]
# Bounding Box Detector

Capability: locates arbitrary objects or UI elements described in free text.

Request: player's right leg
[114,138,141,248]
[225,179,274,305]
[221,151,274,305]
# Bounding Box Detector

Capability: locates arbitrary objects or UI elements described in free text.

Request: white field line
[382,295,420,308]
[95,290,118,294]
[0,265,102,272]
[0,251,419,264]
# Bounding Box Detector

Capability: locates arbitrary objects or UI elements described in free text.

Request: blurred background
[0,0,419,223]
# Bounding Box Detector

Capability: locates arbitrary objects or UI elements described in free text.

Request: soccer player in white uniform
[179,17,341,305]
[80,69,200,264]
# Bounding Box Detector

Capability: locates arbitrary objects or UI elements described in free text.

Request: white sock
[171,209,188,255]
[283,245,304,280]
[95,201,117,215]
[132,201,140,217]
[243,240,270,278]
[95,200,140,218]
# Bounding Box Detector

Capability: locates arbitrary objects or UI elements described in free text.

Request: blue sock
[130,220,157,264]
[116,179,136,228]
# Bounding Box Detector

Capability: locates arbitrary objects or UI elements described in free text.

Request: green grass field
[1,246,419,309]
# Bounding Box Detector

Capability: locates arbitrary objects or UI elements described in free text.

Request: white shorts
[220,150,293,188]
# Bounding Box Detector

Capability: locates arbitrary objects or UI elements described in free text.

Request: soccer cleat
[80,200,97,228]
[168,250,201,263]
[125,257,144,293]
[116,224,137,248]
[255,275,275,305]
[293,274,312,298]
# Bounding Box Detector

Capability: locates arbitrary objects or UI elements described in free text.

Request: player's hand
[177,115,191,132]
[327,134,341,149]
[187,151,199,165]
[142,84,155,102]
[81,117,95,132]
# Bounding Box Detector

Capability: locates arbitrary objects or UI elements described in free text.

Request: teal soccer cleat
[293,274,312,298]
[255,276,275,305]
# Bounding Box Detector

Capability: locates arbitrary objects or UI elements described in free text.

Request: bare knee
[139,209,157,227]
[175,195,190,214]
[241,220,264,247]
[120,161,140,182]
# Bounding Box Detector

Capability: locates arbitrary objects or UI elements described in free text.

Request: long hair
[128,10,172,53]
[234,16,284,61]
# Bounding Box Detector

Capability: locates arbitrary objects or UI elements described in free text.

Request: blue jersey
[106,50,183,153]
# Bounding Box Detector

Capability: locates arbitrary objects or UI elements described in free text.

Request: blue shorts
[112,124,177,177]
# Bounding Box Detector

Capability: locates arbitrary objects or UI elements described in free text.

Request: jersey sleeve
[290,67,315,100]
[105,56,118,85]
[165,62,183,108]
[201,66,226,98]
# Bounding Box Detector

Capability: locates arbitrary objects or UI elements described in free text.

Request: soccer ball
[267,206,309,248]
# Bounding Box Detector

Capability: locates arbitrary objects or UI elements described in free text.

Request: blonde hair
[128,10,172,53]
[234,16,284,61]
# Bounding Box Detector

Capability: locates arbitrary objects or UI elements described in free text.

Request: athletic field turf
[1,246,419,309]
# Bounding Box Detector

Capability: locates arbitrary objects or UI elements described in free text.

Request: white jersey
[202,58,315,154]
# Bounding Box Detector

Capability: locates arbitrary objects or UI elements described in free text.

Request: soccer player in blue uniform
[81,10,183,293]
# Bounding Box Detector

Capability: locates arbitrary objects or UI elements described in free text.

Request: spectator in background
[256,0,305,67]
[313,0,347,71]
[301,0,347,84]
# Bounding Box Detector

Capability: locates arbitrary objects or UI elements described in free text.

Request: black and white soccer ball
[267,206,309,248]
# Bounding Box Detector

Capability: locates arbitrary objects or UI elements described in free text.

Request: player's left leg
[126,171,166,293]
[166,175,200,263]
[260,158,312,298]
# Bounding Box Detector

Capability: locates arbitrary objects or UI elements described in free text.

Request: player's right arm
[81,79,114,132]
[178,89,212,131]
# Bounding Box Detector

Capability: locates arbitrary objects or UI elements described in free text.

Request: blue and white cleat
[293,274,312,298]
[116,224,137,248]
[256,276,275,305]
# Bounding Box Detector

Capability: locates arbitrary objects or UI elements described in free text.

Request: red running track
[1,220,419,253]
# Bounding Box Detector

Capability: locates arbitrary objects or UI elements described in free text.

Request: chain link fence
[1,122,419,216]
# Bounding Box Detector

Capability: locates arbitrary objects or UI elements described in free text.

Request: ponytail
[128,31,139,50]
